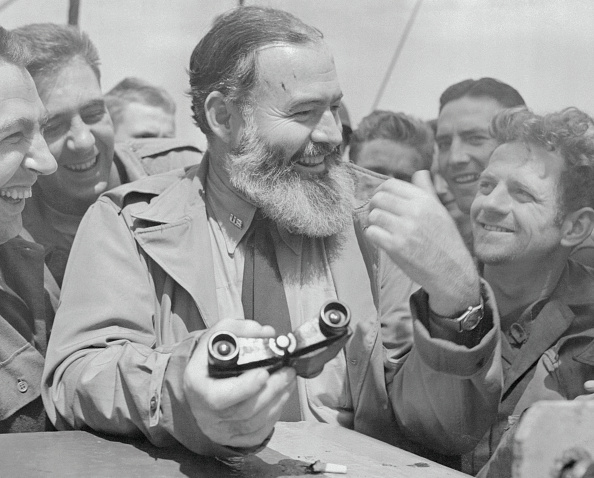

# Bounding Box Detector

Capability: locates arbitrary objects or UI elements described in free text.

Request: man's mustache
[291,142,341,163]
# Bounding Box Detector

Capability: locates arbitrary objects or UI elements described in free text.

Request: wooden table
[0,421,469,477]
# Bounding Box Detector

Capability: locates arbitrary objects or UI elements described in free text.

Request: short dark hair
[490,106,594,217]
[0,26,30,67]
[188,6,323,138]
[349,110,434,170]
[439,77,525,112]
[105,77,176,125]
[12,23,101,86]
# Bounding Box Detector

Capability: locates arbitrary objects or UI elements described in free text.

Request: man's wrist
[429,283,485,333]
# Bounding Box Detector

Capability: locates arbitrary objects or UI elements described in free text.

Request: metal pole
[68,0,80,26]
[371,0,423,111]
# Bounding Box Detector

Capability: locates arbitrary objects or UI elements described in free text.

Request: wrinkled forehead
[487,141,565,180]
[0,62,42,109]
[251,42,340,100]
[34,56,100,95]
[437,96,505,133]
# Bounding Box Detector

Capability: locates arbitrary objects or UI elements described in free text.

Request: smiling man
[0,26,57,432]
[462,107,594,477]
[435,79,525,254]
[12,24,202,286]
[42,6,501,462]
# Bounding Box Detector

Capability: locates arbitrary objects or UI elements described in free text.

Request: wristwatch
[430,296,484,333]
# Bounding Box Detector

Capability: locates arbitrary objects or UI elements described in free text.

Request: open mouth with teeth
[481,223,514,233]
[296,156,325,167]
[452,173,480,184]
[63,156,98,172]
[0,187,32,204]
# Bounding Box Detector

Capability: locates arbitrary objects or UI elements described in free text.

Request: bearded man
[43,6,500,460]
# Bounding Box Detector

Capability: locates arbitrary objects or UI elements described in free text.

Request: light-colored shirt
[204,166,353,427]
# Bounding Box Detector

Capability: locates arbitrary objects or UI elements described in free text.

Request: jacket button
[17,379,28,393]
[349,359,358,366]
[150,396,158,414]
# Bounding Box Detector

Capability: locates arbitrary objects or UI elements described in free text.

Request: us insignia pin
[229,213,243,229]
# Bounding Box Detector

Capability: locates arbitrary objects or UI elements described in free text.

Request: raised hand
[365,170,480,316]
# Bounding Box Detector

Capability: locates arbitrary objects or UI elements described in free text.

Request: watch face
[461,308,483,331]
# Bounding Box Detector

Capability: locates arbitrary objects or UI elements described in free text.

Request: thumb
[411,169,439,200]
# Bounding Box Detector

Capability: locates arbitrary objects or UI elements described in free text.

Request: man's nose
[481,183,511,214]
[310,109,343,148]
[448,138,471,166]
[66,118,95,152]
[23,132,57,175]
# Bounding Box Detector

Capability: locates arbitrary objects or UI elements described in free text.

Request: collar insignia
[229,213,243,229]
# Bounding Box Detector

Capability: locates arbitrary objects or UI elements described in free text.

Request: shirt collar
[205,165,256,255]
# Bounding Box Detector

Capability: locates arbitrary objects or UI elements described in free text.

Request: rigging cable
[371,0,423,111]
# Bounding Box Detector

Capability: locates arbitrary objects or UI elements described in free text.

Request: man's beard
[227,123,355,237]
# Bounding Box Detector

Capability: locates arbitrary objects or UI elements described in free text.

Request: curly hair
[12,23,101,86]
[349,110,434,170]
[490,107,594,217]
[188,6,323,139]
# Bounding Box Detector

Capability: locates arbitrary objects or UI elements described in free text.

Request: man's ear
[205,91,234,143]
[560,207,594,247]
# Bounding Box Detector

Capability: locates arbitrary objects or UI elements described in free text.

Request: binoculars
[207,300,352,379]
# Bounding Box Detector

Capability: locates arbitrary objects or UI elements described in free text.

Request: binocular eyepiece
[207,300,352,378]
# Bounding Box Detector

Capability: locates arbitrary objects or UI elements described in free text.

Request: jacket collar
[131,155,209,225]
[502,260,594,395]
[129,155,219,326]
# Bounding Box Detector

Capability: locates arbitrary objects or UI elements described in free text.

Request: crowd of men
[1,6,594,478]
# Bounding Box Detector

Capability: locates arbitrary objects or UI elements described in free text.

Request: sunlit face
[35,57,114,215]
[471,141,565,266]
[241,43,344,176]
[113,102,175,141]
[226,42,355,237]
[0,62,56,243]
[436,96,504,214]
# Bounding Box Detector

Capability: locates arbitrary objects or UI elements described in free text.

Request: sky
[3,0,594,150]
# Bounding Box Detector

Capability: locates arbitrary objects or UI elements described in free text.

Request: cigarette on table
[309,460,348,474]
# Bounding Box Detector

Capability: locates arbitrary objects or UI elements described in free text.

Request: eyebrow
[459,127,490,136]
[0,117,34,136]
[288,92,344,109]
[47,98,106,120]
[81,98,106,110]
[436,127,489,140]
[39,111,50,129]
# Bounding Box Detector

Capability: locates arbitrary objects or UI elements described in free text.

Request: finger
[584,380,594,393]
[367,206,407,238]
[212,319,276,338]
[200,368,272,410]
[222,375,297,440]
[411,169,439,200]
[365,224,404,257]
[220,367,297,420]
